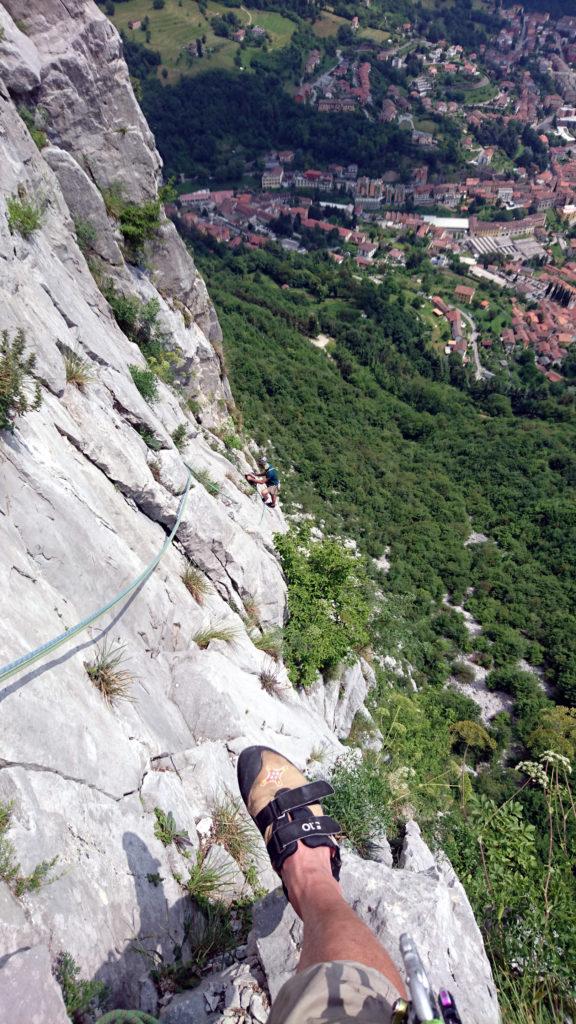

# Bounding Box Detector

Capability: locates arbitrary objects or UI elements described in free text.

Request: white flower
[541,751,572,773]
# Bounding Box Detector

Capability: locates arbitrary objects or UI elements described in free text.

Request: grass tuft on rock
[259,659,284,697]
[192,467,220,497]
[182,564,210,604]
[64,351,93,391]
[192,620,239,649]
[252,627,283,661]
[85,642,134,707]
[186,850,233,906]
[211,796,259,870]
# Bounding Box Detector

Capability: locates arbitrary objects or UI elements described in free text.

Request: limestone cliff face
[0,5,499,1023]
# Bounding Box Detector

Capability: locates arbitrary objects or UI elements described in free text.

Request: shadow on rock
[91,832,199,1016]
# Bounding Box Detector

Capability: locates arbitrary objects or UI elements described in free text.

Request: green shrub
[74,218,97,255]
[104,285,178,382]
[54,951,108,1022]
[101,183,125,219]
[192,467,220,497]
[441,753,576,1024]
[136,426,162,450]
[186,397,201,416]
[129,365,159,403]
[449,720,497,757]
[275,524,372,687]
[153,808,190,849]
[0,801,58,897]
[119,199,161,255]
[171,423,187,449]
[7,195,42,237]
[526,706,576,760]
[451,660,476,685]
[0,328,42,431]
[486,665,538,695]
[100,184,161,258]
[18,106,47,149]
[324,753,392,857]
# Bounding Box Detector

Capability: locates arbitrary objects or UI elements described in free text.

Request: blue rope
[0,470,193,684]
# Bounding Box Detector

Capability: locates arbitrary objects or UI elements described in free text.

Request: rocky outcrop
[0,2,498,1020]
[253,842,499,1024]
[159,837,500,1024]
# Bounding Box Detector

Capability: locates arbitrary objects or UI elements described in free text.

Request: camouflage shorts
[267,960,400,1024]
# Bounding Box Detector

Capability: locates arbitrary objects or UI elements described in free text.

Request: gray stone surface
[43,145,124,265]
[0,945,70,1024]
[161,960,269,1024]
[398,820,437,873]
[253,847,500,1024]
[303,657,378,740]
[0,7,41,93]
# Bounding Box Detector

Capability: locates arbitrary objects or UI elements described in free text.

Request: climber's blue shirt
[266,466,279,487]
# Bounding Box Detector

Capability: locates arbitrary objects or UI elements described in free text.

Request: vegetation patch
[54,951,108,1023]
[74,218,97,255]
[186,849,233,906]
[182,563,210,603]
[192,620,239,649]
[129,364,159,403]
[85,642,135,706]
[7,195,42,238]
[18,106,47,149]
[275,524,372,688]
[0,801,58,897]
[252,627,283,661]
[0,329,42,432]
[211,795,259,870]
[153,807,190,850]
[191,466,220,496]
[64,350,93,391]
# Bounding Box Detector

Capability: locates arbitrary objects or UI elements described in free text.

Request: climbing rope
[0,470,194,685]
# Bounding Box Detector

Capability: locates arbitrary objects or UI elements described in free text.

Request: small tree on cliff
[0,329,42,432]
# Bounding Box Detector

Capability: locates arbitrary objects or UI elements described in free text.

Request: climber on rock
[245,457,280,509]
[237,745,407,1024]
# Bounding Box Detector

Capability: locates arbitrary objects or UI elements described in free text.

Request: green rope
[0,470,193,685]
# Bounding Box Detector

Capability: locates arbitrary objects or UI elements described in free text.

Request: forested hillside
[180,225,576,1022]
[185,230,576,702]
[141,69,457,180]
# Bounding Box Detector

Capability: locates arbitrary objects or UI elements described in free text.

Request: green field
[312,10,347,37]
[359,25,390,43]
[312,10,388,42]
[110,0,296,79]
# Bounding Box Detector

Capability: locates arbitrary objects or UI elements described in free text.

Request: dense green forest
[182,228,576,705]
[140,68,460,180]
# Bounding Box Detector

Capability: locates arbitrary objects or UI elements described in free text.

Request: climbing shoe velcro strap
[255,781,334,834]
[267,815,341,858]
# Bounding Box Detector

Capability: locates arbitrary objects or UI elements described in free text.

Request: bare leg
[281,843,407,997]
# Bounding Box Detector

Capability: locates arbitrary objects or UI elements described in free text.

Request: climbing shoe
[237,745,341,883]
